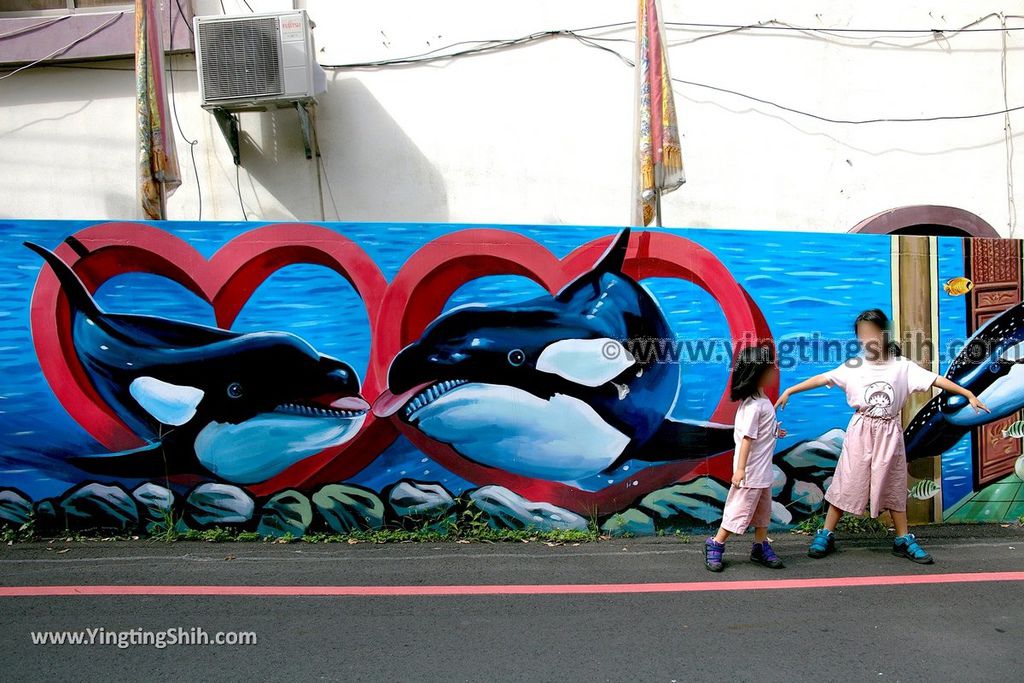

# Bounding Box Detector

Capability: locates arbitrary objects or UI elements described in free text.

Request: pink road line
[2,572,1023,597]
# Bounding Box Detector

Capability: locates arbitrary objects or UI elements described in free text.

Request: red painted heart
[29,222,396,495]
[372,229,774,513]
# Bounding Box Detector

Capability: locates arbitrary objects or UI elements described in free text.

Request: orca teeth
[403,379,470,420]
[273,401,366,419]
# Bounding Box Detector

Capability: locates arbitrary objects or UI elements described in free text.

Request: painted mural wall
[0,220,1021,537]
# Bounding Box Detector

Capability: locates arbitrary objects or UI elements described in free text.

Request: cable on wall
[0,11,124,81]
[0,14,69,40]
[234,163,249,220]
[1000,14,1017,237]
[8,14,1024,126]
[172,0,194,35]
[310,110,340,220]
[166,0,202,220]
[324,24,1024,126]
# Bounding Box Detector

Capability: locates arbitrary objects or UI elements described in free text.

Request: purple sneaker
[750,541,785,569]
[704,537,725,572]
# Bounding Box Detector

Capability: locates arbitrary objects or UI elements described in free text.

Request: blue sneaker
[704,537,725,572]
[893,533,934,564]
[808,528,835,558]
[751,541,785,568]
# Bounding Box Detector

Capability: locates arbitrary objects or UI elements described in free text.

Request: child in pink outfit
[777,309,988,564]
[704,345,786,572]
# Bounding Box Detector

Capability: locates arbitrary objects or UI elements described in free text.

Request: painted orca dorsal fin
[23,242,102,319]
[556,228,631,303]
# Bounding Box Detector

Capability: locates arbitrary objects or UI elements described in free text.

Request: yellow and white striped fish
[907,480,940,501]
[1001,420,1024,439]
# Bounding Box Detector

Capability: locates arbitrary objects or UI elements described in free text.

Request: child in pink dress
[777,309,988,564]
[704,345,787,572]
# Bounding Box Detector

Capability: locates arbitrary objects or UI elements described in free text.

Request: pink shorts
[824,413,907,518]
[720,485,772,534]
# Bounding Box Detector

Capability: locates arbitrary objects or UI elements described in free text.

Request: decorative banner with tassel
[632,0,685,227]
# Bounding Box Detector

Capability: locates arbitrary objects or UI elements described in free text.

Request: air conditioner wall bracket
[211,103,317,166]
[212,108,241,166]
[296,102,315,160]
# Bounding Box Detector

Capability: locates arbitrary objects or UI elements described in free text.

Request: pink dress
[720,395,778,534]
[823,356,937,517]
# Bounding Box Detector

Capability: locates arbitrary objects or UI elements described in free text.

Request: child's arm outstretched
[932,376,990,413]
[774,374,830,411]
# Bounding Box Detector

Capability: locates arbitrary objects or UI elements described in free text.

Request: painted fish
[373,227,734,483]
[26,242,369,485]
[1001,420,1024,439]
[907,479,940,501]
[943,277,973,296]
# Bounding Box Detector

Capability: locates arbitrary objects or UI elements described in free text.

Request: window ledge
[0,6,193,67]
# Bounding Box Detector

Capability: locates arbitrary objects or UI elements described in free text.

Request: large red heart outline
[30,223,773,511]
[29,223,396,495]
[377,229,775,512]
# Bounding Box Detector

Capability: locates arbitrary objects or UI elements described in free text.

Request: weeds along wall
[0,220,1021,537]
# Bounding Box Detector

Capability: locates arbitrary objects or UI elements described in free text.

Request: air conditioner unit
[194,10,327,110]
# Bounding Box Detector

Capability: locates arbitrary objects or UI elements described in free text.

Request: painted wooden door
[965,238,1023,486]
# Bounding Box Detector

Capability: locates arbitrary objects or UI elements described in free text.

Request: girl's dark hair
[854,308,902,359]
[730,344,775,401]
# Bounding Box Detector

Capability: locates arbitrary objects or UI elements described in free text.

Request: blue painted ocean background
[936,239,972,511]
[0,220,960,504]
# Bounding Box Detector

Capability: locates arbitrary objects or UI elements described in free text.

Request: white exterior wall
[1,0,1022,234]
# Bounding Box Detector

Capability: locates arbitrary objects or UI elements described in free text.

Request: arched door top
[849,205,1000,238]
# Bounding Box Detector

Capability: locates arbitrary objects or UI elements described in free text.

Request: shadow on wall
[240,76,449,222]
[0,62,139,219]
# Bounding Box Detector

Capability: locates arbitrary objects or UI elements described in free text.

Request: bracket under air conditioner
[295,102,317,160]
[211,102,317,167]
[212,108,241,166]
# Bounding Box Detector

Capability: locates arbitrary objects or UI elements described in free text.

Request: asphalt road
[1,525,1022,682]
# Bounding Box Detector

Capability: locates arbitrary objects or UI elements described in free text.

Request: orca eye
[226,382,244,399]
[507,349,526,366]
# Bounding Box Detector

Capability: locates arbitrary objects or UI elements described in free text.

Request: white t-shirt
[733,394,778,488]
[824,356,938,419]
